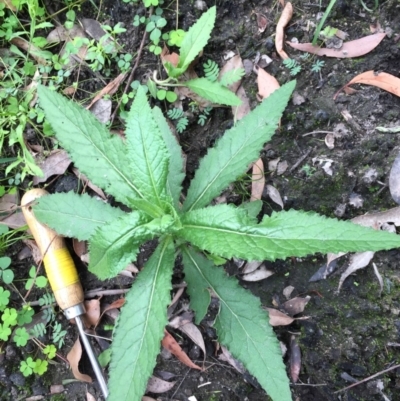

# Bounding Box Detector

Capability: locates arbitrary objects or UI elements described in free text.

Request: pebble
[9,372,25,387]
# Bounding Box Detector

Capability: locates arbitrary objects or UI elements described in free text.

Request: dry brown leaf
[232,85,251,120]
[255,13,268,33]
[242,260,263,274]
[390,151,400,205]
[50,385,64,394]
[0,193,18,213]
[162,330,203,370]
[33,150,71,185]
[73,239,87,259]
[146,376,176,393]
[266,308,294,326]
[10,37,47,64]
[266,184,284,209]
[81,299,101,328]
[351,206,400,228]
[241,264,274,281]
[256,67,280,100]
[142,397,157,401]
[89,98,112,124]
[275,2,293,59]
[169,315,206,360]
[337,251,375,291]
[288,32,385,59]
[290,335,301,383]
[0,212,26,229]
[161,45,180,67]
[72,168,106,199]
[334,70,400,100]
[66,337,93,383]
[250,158,265,201]
[86,73,127,109]
[219,345,245,374]
[281,296,311,316]
[219,54,244,93]
[283,285,295,300]
[86,392,96,401]
[46,25,87,44]
[97,298,125,327]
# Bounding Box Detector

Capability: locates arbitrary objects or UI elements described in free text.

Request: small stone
[9,373,25,387]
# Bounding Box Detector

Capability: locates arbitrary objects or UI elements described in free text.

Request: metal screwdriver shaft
[22,189,108,399]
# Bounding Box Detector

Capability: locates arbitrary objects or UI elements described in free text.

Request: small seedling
[0,256,13,284]
[167,108,188,133]
[283,58,302,76]
[311,59,325,73]
[25,266,48,290]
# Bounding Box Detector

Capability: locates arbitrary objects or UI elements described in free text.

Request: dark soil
[2,0,400,400]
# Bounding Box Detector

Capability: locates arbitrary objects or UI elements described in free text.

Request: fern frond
[176,117,189,133]
[219,68,245,87]
[167,108,184,120]
[203,59,219,82]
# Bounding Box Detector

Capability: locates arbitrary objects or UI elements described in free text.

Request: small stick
[334,363,400,393]
[302,130,334,137]
[109,6,154,126]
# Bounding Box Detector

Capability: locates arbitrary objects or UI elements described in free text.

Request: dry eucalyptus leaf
[268,158,280,172]
[337,251,375,291]
[250,158,265,201]
[0,212,26,229]
[146,376,176,393]
[266,308,295,326]
[232,85,251,120]
[389,151,400,205]
[0,192,18,213]
[283,285,295,300]
[241,265,274,281]
[256,67,280,100]
[87,73,126,109]
[325,133,335,149]
[81,299,101,328]
[142,397,157,401]
[242,260,263,274]
[277,160,288,175]
[219,345,245,374]
[275,2,293,59]
[281,296,311,316]
[46,25,86,43]
[219,54,244,93]
[266,185,284,209]
[86,392,96,401]
[89,98,112,124]
[67,337,92,383]
[290,335,301,383]
[169,314,206,358]
[372,262,384,296]
[33,150,71,185]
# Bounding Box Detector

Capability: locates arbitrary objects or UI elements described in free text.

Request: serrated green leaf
[177,6,216,72]
[183,81,296,212]
[179,205,400,261]
[125,86,170,208]
[181,247,291,401]
[107,238,175,401]
[89,212,175,279]
[186,78,241,106]
[152,106,185,210]
[37,85,145,205]
[33,192,125,241]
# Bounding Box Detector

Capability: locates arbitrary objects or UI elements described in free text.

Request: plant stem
[312,0,337,46]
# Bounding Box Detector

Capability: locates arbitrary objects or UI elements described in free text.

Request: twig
[302,130,334,137]
[289,147,312,172]
[334,363,400,393]
[109,6,154,126]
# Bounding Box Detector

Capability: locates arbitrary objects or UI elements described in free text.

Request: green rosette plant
[33,80,400,401]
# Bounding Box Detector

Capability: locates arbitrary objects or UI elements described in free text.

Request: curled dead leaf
[66,337,92,383]
[250,158,265,201]
[266,308,294,326]
[334,70,400,100]
[290,335,301,383]
[241,264,274,281]
[162,330,203,370]
[275,2,293,59]
[266,184,284,209]
[146,376,176,393]
[288,32,386,59]
[281,296,311,316]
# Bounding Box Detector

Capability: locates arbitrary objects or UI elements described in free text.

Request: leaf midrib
[186,120,267,212]
[126,239,170,399]
[184,249,279,378]
[66,114,146,201]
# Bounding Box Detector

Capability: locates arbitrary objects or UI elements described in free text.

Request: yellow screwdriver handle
[21,189,84,311]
